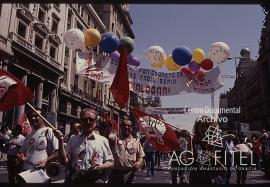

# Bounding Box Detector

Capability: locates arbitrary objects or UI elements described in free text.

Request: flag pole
[26,103,56,130]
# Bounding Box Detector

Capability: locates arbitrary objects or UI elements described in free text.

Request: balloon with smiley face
[146,46,166,68]
[64,28,85,50]
[208,41,230,64]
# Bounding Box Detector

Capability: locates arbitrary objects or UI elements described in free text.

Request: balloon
[77,51,89,59]
[165,55,180,71]
[109,51,120,61]
[119,37,134,53]
[200,58,214,70]
[99,32,119,53]
[172,46,192,66]
[128,55,140,67]
[181,67,193,76]
[208,41,230,64]
[146,46,166,68]
[188,61,200,72]
[63,28,85,50]
[83,28,101,48]
[192,48,205,64]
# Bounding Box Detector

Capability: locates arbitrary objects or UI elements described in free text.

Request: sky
[128,4,265,131]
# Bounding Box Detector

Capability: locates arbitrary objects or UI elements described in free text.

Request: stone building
[0,3,135,135]
[225,3,270,131]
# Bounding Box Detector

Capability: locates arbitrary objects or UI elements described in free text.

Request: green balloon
[119,37,134,53]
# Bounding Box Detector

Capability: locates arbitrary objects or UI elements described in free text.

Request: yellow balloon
[152,55,166,68]
[83,28,101,48]
[192,48,205,64]
[165,55,180,71]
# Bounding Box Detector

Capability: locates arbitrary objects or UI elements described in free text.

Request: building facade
[225,3,270,131]
[0,3,135,135]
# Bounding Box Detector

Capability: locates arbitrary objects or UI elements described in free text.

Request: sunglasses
[81,117,96,122]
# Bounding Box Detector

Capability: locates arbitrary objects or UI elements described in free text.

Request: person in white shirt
[54,108,114,183]
[17,108,59,172]
[6,125,25,183]
[235,137,252,184]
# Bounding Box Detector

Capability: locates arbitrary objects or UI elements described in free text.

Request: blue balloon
[172,47,192,66]
[99,32,119,53]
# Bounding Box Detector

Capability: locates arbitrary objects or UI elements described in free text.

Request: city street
[0,155,270,184]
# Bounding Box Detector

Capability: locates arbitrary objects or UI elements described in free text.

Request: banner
[76,54,224,96]
[132,108,180,152]
[76,52,116,83]
[145,107,191,114]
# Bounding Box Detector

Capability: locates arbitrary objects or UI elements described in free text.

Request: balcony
[8,32,61,70]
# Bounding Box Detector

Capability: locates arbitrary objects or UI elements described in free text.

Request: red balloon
[181,67,193,76]
[200,58,213,70]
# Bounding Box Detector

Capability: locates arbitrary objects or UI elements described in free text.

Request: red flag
[0,69,34,111]
[18,113,32,136]
[109,47,130,109]
[132,108,180,152]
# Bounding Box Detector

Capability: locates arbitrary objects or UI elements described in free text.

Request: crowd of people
[0,109,270,184]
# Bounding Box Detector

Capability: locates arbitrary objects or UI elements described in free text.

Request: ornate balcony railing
[9,32,61,69]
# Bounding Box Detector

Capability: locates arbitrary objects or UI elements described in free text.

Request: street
[134,160,270,184]
[0,155,270,184]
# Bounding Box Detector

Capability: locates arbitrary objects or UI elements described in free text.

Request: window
[65,47,70,57]
[84,80,87,92]
[116,31,120,39]
[74,74,79,89]
[17,21,27,38]
[34,34,43,50]
[38,8,45,22]
[49,45,56,59]
[67,11,72,30]
[80,7,84,17]
[111,22,114,32]
[63,67,68,84]
[77,22,83,31]
[87,15,91,26]
[19,4,29,9]
[51,14,59,34]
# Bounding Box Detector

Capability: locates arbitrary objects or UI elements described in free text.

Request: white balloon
[208,42,230,64]
[77,51,89,59]
[63,28,85,50]
[146,46,166,68]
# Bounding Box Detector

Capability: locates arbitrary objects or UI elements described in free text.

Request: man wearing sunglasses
[108,117,145,184]
[55,108,114,183]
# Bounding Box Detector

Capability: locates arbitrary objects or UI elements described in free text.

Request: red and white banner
[132,108,180,152]
[0,69,34,111]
